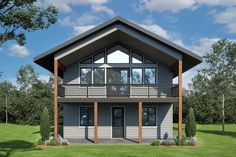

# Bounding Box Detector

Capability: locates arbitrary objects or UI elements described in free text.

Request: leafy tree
[0,0,57,46]
[185,107,196,137]
[189,39,236,124]
[40,107,50,141]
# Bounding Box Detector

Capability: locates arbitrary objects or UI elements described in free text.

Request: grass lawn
[0,124,236,157]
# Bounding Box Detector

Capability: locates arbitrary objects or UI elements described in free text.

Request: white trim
[110,106,126,139]
[55,28,118,60]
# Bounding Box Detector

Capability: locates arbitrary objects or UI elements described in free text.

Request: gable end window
[80,107,94,126]
[80,68,92,84]
[142,107,156,126]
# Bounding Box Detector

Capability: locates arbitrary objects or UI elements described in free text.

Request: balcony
[58,84,178,98]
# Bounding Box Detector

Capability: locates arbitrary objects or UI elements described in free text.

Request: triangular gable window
[144,57,155,64]
[107,45,130,63]
[132,51,143,63]
[81,57,92,64]
[94,52,105,63]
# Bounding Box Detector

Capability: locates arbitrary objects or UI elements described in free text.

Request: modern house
[34,16,202,144]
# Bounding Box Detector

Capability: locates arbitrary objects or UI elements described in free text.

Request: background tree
[185,107,196,137]
[188,39,236,124]
[0,0,57,46]
[40,107,50,141]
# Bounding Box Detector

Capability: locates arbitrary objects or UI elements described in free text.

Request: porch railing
[58,84,178,98]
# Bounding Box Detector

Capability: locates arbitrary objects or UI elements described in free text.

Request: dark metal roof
[33,16,202,77]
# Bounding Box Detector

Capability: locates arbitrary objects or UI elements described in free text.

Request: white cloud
[139,0,236,13]
[38,0,114,16]
[38,74,50,82]
[8,44,30,58]
[91,4,115,16]
[73,25,96,35]
[213,7,236,33]
[139,0,196,13]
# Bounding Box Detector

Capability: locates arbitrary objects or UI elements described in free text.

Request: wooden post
[54,59,58,138]
[178,60,183,138]
[138,101,142,144]
[94,102,98,144]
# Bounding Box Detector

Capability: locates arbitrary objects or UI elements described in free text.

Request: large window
[142,107,156,126]
[80,68,92,84]
[94,52,105,63]
[94,68,105,84]
[80,107,94,126]
[144,68,156,84]
[132,68,142,84]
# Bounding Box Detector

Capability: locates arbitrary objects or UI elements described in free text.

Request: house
[33,16,202,144]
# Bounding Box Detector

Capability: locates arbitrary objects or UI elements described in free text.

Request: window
[144,68,156,84]
[94,68,105,84]
[144,57,155,64]
[132,68,142,84]
[132,52,143,63]
[80,68,92,84]
[107,45,130,63]
[81,57,92,64]
[80,107,94,126]
[94,52,105,63]
[142,107,156,126]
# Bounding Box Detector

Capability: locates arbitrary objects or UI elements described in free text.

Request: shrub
[150,140,160,146]
[162,139,175,146]
[61,139,70,145]
[45,136,60,146]
[40,107,51,141]
[185,107,196,138]
[37,138,45,145]
[188,137,197,146]
[175,136,187,146]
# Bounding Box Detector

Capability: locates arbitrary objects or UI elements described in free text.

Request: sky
[0,0,236,87]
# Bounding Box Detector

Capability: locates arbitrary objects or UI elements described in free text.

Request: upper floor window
[144,68,156,84]
[107,45,130,63]
[132,68,142,84]
[80,107,94,126]
[81,57,92,64]
[94,68,105,84]
[80,68,92,84]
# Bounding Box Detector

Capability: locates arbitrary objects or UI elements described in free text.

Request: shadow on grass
[0,140,41,157]
[197,130,236,138]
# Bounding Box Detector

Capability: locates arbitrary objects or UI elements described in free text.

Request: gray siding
[63,103,173,139]
[63,62,79,84]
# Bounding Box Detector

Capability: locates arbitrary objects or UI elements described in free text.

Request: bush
[40,107,51,141]
[188,137,197,146]
[175,136,187,146]
[37,138,45,145]
[150,140,160,146]
[61,139,70,145]
[162,139,175,146]
[185,107,196,138]
[45,136,60,146]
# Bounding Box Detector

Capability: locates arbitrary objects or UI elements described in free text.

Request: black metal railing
[58,84,179,98]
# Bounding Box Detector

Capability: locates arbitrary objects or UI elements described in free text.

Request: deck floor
[67,138,154,144]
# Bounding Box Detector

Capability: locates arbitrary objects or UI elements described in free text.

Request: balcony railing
[58,84,178,98]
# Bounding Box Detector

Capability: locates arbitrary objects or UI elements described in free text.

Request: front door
[107,68,129,97]
[112,107,124,138]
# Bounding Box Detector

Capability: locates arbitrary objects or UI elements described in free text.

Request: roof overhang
[34,16,202,78]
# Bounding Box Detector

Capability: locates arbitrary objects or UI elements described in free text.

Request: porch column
[138,101,142,144]
[94,102,98,144]
[54,59,58,138]
[178,60,183,138]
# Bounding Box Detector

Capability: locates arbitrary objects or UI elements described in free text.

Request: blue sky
[0,0,236,87]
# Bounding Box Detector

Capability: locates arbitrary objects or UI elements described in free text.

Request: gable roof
[34,16,202,77]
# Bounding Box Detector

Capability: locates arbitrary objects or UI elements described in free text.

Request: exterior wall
[63,103,173,139]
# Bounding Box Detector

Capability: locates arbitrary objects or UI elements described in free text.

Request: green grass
[0,123,236,157]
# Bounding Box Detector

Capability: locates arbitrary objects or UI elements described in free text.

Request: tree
[40,107,50,141]
[0,0,57,46]
[189,39,236,124]
[185,107,196,137]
